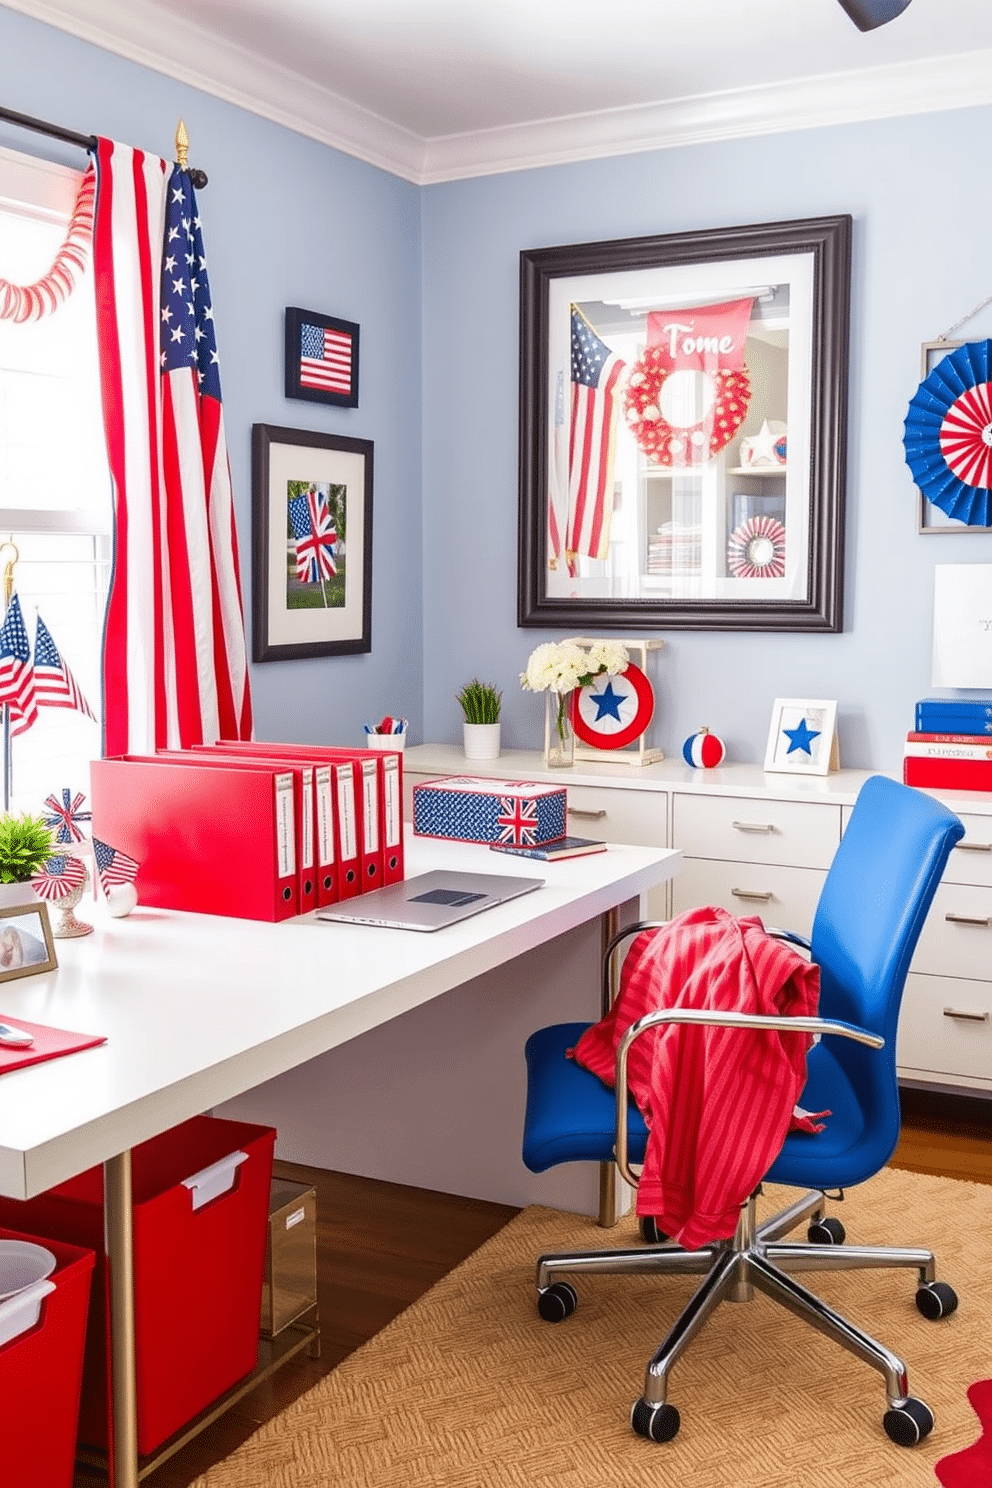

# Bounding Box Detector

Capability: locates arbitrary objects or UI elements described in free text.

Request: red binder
[209,742,403,893]
[90,756,299,921]
[171,750,318,913]
[903,756,992,792]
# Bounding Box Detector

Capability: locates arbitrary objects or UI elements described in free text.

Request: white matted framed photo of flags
[252,424,373,661]
[764,697,839,775]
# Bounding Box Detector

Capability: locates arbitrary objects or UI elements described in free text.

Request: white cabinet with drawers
[402,745,992,1097]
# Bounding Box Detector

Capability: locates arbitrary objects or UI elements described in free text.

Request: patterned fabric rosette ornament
[727,515,787,578]
[31,854,92,938]
[904,340,992,526]
[42,788,92,844]
[623,298,754,467]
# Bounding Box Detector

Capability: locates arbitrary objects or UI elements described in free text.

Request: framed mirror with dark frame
[518,215,852,633]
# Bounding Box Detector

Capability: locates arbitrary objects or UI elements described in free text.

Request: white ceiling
[8,0,992,182]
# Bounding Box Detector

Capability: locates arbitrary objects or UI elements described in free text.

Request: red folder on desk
[90,756,298,921]
[0,1017,106,1076]
[166,751,318,913]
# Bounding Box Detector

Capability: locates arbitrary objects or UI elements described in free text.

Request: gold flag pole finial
[1,538,19,607]
[175,119,190,170]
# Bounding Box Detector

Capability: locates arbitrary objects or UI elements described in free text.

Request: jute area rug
[193,1168,991,1488]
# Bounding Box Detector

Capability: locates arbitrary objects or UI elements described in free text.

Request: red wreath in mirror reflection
[623,345,751,467]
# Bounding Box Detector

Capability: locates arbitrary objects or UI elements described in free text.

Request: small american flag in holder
[93,838,140,895]
[497,796,539,846]
[285,306,359,408]
[32,855,87,901]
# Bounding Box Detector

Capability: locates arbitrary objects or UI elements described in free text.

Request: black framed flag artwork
[285,307,360,408]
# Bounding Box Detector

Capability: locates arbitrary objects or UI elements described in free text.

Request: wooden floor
[96,1088,988,1487]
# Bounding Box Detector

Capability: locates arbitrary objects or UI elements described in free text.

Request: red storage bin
[0,1229,95,1488]
[0,1114,275,1459]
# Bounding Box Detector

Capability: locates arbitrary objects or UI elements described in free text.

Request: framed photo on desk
[0,901,56,982]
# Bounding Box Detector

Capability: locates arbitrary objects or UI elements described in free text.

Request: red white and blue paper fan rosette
[904,340,992,525]
[727,515,786,578]
[571,662,654,751]
[31,854,87,901]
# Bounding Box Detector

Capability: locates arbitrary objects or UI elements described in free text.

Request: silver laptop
[315,869,544,931]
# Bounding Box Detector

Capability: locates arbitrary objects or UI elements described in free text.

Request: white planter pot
[462,722,501,761]
[0,881,40,910]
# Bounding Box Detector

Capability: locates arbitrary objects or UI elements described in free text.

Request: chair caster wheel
[808,1215,846,1245]
[640,1216,670,1244]
[537,1281,577,1322]
[631,1397,681,1442]
[916,1280,958,1319]
[883,1397,934,1445]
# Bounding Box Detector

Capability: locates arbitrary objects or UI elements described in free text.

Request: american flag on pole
[567,307,626,566]
[0,594,38,737]
[289,487,338,583]
[496,796,539,846]
[92,140,253,756]
[32,855,87,901]
[299,319,355,398]
[33,614,96,720]
[93,837,140,894]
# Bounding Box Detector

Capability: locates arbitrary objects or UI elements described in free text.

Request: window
[0,143,111,814]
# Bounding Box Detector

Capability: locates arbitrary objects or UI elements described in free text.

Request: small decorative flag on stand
[0,593,38,737]
[289,486,338,584]
[33,615,96,720]
[43,789,92,844]
[31,854,87,901]
[93,837,140,895]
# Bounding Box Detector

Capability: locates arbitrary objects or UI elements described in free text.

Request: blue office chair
[522,776,965,1447]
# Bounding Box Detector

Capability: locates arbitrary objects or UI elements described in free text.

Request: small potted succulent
[0,813,56,906]
[456,679,503,761]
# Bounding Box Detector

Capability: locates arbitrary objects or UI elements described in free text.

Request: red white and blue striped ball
[682,729,726,769]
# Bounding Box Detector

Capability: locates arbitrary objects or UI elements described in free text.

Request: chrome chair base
[536,1187,954,1445]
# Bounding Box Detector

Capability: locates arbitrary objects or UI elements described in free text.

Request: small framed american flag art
[285,306,360,408]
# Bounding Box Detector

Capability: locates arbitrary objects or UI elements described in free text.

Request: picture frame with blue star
[763,697,839,775]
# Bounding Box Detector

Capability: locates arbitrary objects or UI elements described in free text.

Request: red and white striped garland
[0,162,96,323]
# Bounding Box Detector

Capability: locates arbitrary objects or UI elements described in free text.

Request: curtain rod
[0,105,208,186]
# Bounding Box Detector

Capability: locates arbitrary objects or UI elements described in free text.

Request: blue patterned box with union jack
[412,776,566,846]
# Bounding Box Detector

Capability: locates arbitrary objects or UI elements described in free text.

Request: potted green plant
[0,813,57,905]
[456,679,503,761]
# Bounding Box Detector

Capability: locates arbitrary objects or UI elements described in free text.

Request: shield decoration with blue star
[572,662,654,750]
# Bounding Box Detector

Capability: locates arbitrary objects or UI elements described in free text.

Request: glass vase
[543,689,575,769]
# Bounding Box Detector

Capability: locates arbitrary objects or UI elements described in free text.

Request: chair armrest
[612,1007,884,1190]
[765,927,812,954]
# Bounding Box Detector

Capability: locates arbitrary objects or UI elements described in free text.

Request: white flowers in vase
[521,640,630,766]
[520,639,629,697]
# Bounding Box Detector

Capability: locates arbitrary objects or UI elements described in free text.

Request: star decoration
[783,718,820,756]
[591,680,626,724]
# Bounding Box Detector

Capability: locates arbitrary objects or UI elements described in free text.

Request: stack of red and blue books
[903,697,992,791]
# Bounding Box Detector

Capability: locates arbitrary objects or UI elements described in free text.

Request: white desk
[0,829,680,1487]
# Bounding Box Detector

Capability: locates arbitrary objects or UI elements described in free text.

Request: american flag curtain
[567,307,626,570]
[90,138,252,756]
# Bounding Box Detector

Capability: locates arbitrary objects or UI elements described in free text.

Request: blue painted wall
[0,4,424,749]
[422,114,992,771]
[4,3,992,772]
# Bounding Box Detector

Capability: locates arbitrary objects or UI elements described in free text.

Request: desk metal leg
[104,1150,139,1488]
[598,906,620,1228]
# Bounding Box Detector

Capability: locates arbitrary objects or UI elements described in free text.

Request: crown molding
[420,50,992,183]
[6,2,992,186]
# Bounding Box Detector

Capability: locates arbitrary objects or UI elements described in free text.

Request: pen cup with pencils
[364,716,408,751]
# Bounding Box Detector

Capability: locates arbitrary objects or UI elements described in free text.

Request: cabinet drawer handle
[731,887,773,902]
[731,820,775,833]
[942,1007,990,1023]
[944,913,992,928]
[956,841,992,853]
[568,807,607,820]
